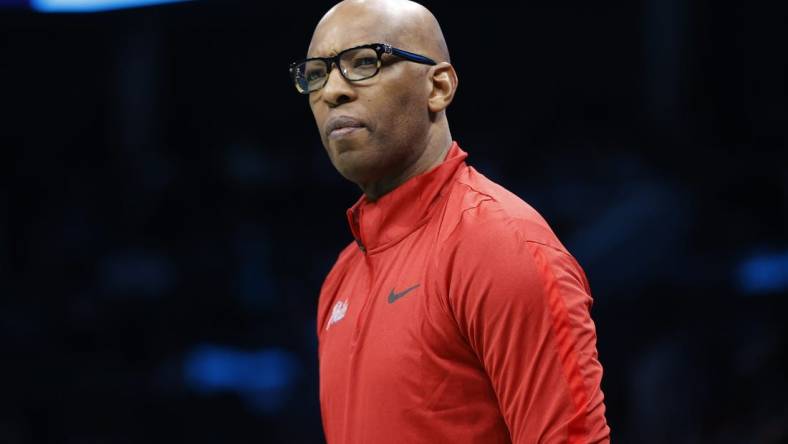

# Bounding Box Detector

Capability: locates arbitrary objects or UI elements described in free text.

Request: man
[290,1,610,442]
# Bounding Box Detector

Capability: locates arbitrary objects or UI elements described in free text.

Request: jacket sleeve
[441,215,610,444]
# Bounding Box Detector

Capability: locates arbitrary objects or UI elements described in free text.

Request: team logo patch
[326,299,349,330]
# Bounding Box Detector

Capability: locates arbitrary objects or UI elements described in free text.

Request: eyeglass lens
[294,47,379,93]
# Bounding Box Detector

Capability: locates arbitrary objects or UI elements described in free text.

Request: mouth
[325,115,366,140]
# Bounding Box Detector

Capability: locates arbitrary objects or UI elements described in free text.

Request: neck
[361,127,452,202]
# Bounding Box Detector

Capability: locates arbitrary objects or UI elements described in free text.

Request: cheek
[373,78,428,139]
[391,90,428,141]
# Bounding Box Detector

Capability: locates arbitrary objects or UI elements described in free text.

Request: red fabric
[317,142,610,444]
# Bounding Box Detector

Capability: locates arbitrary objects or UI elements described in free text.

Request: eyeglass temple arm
[384,44,438,66]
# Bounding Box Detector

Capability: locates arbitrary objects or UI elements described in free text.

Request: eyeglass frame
[289,43,438,94]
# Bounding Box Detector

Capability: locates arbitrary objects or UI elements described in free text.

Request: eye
[353,57,377,68]
[305,69,325,81]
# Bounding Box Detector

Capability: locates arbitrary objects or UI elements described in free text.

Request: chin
[328,138,358,156]
[327,129,369,154]
[332,150,383,185]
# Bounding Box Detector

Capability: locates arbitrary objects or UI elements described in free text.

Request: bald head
[308,0,450,63]
[304,0,458,201]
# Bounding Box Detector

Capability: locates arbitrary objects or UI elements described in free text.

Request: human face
[307,12,434,189]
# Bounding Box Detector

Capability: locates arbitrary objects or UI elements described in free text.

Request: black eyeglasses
[289,43,437,94]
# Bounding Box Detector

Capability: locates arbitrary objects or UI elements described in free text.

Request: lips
[325,115,366,138]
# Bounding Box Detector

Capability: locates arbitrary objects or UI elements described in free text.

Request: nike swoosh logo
[388,284,420,304]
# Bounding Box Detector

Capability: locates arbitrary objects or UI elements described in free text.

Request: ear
[427,62,458,113]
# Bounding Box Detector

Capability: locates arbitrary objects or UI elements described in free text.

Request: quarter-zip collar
[346,141,468,254]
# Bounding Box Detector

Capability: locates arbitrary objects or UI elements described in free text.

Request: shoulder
[439,165,568,256]
[320,240,358,294]
[317,242,359,323]
[435,166,593,313]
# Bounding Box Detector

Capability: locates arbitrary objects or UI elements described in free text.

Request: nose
[320,62,356,107]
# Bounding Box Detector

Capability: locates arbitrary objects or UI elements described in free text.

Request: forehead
[307,10,394,58]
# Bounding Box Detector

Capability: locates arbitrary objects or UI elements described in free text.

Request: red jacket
[317,142,610,443]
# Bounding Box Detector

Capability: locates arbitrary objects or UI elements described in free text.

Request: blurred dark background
[2,0,787,442]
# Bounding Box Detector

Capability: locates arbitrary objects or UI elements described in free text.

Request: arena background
[3,0,787,442]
